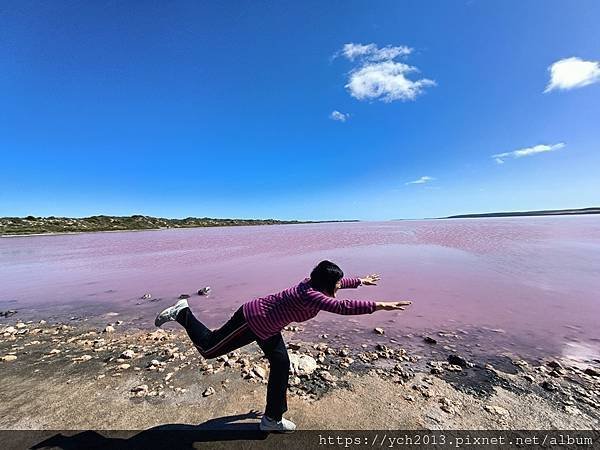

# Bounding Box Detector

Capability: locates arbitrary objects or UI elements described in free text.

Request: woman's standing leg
[256,333,289,420]
[176,306,256,359]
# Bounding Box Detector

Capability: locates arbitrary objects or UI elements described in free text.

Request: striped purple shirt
[242,276,377,340]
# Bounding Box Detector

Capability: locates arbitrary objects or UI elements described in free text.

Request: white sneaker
[154,299,189,327]
[259,415,296,432]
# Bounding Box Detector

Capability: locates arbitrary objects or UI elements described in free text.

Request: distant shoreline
[441,207,600,219]
[0,215,359,237]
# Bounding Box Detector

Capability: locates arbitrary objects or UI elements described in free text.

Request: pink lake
[1,216,599,362]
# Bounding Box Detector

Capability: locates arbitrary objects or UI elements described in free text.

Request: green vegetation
[0,215,357,236]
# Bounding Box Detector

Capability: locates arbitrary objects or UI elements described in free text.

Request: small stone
[119,364,131,370]
[15,322,27,329]
[484,405,510,417]
[103,326,115,333]
[178,294,190,299]
[165,372,174,382]
[131,384,149,396]
[120,349,135,359]
[202,386,215,397]
[319,371,337,383]
[141,293,152,299]
[447,354,468,368]
[584,367,599,377]
[48,349,61,355]
[1,355,17,362]
[423,336,437,344]
[3,326,17,335]
[74,354,93,362]
[252,366,267,380]
[374,327,385,335]
[404,395,415,402]
[542,380,559,391]
[197,287,211,296]
[547,360,564,370]
[523,374,535,382]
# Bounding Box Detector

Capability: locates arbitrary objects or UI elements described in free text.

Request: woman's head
[309,260,343,297]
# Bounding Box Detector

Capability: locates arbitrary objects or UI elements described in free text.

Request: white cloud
[336,42,435,102]
[346,61,436,102]
[492,142,565,164]
[406,176,435,185]
[544,57,600,92]
[330,110,350,122]
[340,43,413,62]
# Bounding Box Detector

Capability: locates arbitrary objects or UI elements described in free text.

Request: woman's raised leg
[176,305,256,359]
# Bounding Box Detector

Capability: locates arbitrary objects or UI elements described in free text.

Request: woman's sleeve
[339,277,362,289]
[303,288,376,315]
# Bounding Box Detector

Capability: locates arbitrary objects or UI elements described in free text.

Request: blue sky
[1,0,599,220]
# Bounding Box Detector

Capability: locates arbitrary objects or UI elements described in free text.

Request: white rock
[288,354,317,376]
[120,349,135,359]
[1,355,17,362]
[484,405,510,417]
[202,386,215,396]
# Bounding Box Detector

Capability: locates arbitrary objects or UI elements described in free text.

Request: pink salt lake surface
[1,216,599,363]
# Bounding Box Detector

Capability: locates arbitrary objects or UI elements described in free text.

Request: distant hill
[442,207,600,219]
[0,215,358,236]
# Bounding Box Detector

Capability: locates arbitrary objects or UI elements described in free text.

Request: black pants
[176,306,289,421]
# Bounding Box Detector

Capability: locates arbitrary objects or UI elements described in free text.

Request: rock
[165,372,174,382]
[404,395,415,402]
[103,326,115,333]
[374,327,385,335]
[48,349,61,355]
[74,355,93,362]
[446,364,463,372]
[523,374,535,382]
[584,367,599,377]
[120,349,135,359]
[202,386,215,397]
[1,355,17,362]
[0,310,17,318]
[252,366,267,380]
[3,326,17,335]
[484,405,509,417]
[288,354,317,376]
[141,293,152,300]
[512,359,529,368]
[131,385,149,397]
[319,371,337,383]
[547,360,563,370]
[197,287,211,296]
[119,363,131,370]
[15,322,27,329]
[424,336,437,344]
[542,380,559,392]
[39,320,47,324]
[178,294,190,299]
[438,397,455,414]
[447,354,469,368]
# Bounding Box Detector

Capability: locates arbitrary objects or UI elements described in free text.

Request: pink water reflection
[1,216,599,359]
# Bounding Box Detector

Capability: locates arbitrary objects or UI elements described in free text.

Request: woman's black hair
[309,260,343,297]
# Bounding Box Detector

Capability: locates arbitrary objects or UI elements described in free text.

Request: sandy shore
[1,317,599,447]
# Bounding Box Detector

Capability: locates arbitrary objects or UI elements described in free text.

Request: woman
[154,260,411,432]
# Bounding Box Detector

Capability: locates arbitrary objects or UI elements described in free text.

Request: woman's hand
[375,301,412,311]
[360,273,381,285]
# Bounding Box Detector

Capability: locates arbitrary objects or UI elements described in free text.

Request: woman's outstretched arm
[303,288,376,315]
[339,273,381,289]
